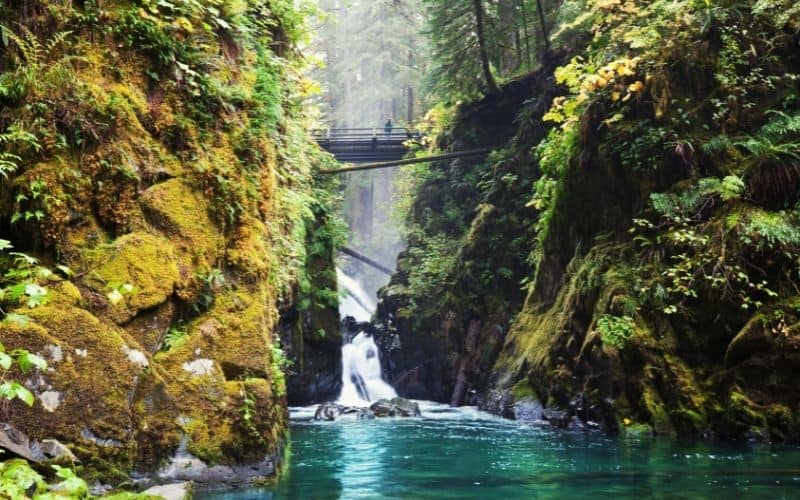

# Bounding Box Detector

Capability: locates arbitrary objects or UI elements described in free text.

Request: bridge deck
[313,128,417,164]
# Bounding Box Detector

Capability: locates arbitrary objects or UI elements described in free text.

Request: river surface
[199,402,800,499]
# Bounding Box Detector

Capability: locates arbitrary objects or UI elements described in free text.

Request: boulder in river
[314,402,375,421]
[542,409,572,428]
[369,398,422,418]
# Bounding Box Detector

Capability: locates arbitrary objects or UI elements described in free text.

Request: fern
[0,25,78,100]
[162,324,189,351]
[740,208,800,251]
[735,111,800,162]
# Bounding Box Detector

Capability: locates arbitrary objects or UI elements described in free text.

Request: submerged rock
[369,398,422,418]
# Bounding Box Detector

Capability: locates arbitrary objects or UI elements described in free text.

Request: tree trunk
[472,0,500,94]
[407,50,414,123]
[519,0,532,70]
[450,318,482,407]
[535,0,550,53]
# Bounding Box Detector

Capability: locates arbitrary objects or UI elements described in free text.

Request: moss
[139,179,225,262]
[79,232,180,323]
[623,423,655,438]
[226,216,271,280]
[47,280,83,308]
[185,418,231,464]
[511,381,537,400]
[728,390,767,428]
[1,304,149,477]
[181,284,275,379]
[642,385,676,436]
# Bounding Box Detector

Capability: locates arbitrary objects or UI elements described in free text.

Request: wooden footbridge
[312,128,416,164]
[313,127,492,174]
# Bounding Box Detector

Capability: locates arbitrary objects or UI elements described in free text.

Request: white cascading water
[336,267,375,322]
[336,267,397,406]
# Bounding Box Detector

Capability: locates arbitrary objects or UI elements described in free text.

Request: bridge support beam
[318,148,493,174]
[340,247,394,276]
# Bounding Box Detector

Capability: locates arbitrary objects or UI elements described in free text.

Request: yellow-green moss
[80,232,180,323]
[1,304,151,475]
[139,179,225,261]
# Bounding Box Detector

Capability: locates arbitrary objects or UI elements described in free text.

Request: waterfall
[336,267,375,322]
[336,267,397,406]
[337,331,397,406]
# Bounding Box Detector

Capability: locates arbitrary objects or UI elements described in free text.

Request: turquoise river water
[200,402,800,499]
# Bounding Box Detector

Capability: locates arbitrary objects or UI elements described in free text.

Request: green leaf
[55,264,74,277]
[3,313,29,327]
[51,465,88,496]
[0,381,34,405]
[0,352,12,370]
[107,289,124,305]
[0,459,45,496]
[14,383,34,406]
[0,239,12,250]
[15,350,47,373]
[24,283,47,308]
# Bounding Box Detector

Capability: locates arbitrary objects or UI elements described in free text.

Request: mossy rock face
[1,305,150,471]
[139,179,224,260]
[124,300,177,353]
[184,286,274,379]
[79,232,181,324]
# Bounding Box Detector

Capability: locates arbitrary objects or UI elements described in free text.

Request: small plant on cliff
[596,314,636,350]
[239,386,266,445]
[0,341,46,406]
[162,322,189,352]
[0,459,90,499]
[270,340,292,398]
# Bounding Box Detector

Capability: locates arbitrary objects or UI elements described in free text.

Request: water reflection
[200,406,800,500]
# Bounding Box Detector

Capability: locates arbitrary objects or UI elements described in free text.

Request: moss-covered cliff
[377,0,800,441]
[0,0,341,485]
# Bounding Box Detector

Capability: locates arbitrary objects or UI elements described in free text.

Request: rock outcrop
[0,1,341,485]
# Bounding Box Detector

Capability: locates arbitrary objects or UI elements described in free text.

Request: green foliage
[0,341,47,407]
[0,460,97,499]
[0,459,46,499]
[423,0,553,100]
[194,268,226,313]
[740,208,800,252]
[596,314,636,350]
[734,111,800,164]
[269,340,291,398]
[0,25,77,102]
[162,322,189,352]
[239,386,265,444]
[530,125,579,258]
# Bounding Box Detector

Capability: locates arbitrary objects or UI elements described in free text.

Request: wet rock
[0,425,77,463]
[369,397,421,418]
[0,423,38,462]
[39,439,78,462]
[478,389,515,419]
[542,409,571,428]
[313,403,374,421]
[142,482,193,500]
[513,397,544,423]
[157,441,277,488]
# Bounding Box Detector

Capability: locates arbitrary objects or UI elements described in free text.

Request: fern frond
[45,30,71,55]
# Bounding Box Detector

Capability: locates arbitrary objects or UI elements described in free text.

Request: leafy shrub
[596,314,636,350]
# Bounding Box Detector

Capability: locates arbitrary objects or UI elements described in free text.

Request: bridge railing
[311,127,421,142]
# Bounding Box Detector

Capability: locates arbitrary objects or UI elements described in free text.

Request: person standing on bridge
[384,118,393,139]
